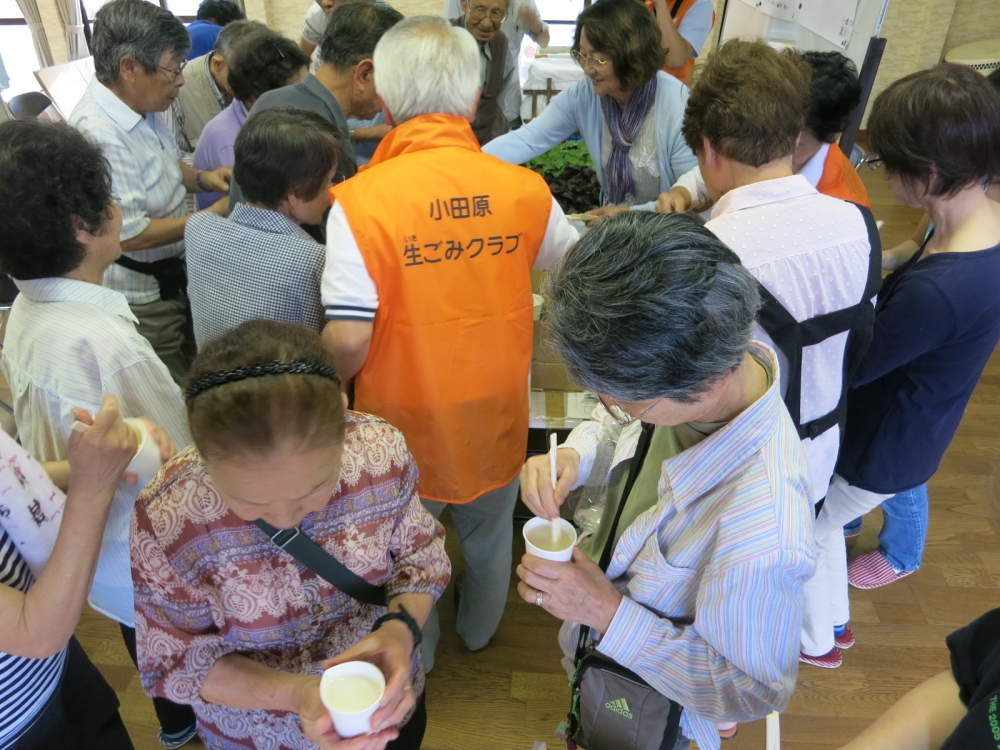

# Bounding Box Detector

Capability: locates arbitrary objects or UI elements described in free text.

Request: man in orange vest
[657,49,870,212]
[320,14,578,671]
[643,0,715,86]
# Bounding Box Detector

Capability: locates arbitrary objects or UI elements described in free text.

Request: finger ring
[535,591,544,607]
[404,684,413,691]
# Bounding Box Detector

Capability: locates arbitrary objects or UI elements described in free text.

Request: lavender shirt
[193,99,248,210]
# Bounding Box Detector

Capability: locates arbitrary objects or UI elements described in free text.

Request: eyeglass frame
[859,155,883,171]
[156,60,188,81]
[597,393,661,425]
[467,4,507,23]
[571,49,610,69]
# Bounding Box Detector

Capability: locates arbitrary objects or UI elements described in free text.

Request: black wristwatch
[372,604,422,650]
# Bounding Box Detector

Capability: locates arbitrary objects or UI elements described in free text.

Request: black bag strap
[669,0,684,17]
[756,202,882,441]
[254,519,387,606]
[598,421,656,572]
[114,255,187,300]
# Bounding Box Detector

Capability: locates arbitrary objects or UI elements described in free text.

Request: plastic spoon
[548,432,560,544]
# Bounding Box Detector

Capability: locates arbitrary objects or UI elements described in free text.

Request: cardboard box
[531,361,579,391]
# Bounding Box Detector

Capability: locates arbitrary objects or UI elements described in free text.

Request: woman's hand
[520,448,580,520]
[67,394,138,501]
[585,205,633,227]
[321,621,417,732]
[292,676,399,750]
[517,547,623,633]
[136,417,177,464]
[654,187,692,213]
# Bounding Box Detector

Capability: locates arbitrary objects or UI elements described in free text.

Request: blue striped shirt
[563,343,816,750]
[0,531,66,745]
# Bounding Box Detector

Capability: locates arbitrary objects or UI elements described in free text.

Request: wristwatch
[195,169,207,191]
[372,604,422,650]
[349,127,356,142]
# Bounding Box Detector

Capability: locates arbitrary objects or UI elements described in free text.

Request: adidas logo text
[604,698,633,719]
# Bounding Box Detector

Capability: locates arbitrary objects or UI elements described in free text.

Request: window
[83,0,198,38]
[536,0,585,47]
[0,0,42,102]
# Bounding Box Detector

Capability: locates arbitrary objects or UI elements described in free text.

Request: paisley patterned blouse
[130,412,451,750]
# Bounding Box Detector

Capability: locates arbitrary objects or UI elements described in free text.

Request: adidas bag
[567,647,682,750]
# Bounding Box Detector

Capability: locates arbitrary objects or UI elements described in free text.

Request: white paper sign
[798,0,860,49]
[738,0,799,22]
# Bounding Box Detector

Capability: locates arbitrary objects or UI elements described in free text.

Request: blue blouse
[483,71,698,211]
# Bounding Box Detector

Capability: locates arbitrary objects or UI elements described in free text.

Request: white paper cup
[123,418,163,488]
[523,517,577,562]
[320,661,386,738]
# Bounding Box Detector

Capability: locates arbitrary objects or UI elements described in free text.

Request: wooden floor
[74,168,1000,750]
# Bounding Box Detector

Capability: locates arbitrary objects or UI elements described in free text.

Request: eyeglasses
[571,49,610,69]
[597,394,661,424]
[468,5,506,23]
[860,155,883,171]
[157,61,187,81]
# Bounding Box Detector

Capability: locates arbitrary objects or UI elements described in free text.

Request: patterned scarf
[601,77,658,206]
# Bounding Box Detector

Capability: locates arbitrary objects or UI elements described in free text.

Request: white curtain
[14,0,55,68]
[55,0,88,60]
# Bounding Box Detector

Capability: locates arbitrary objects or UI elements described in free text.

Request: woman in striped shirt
[0,395,138,749]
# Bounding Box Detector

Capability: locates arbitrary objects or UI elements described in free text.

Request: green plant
[525,139,601,215]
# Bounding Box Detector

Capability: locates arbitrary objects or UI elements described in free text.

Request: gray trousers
[420,476,519,671]
[132,292,196,385]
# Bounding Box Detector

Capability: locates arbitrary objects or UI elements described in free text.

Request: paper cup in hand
[320,661,386,738]
[523,517,577,562]
[123,418,163,488]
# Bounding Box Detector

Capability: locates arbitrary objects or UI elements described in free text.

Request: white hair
[373,15,481,124]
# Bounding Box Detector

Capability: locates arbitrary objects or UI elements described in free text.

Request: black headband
[184,360,341,401]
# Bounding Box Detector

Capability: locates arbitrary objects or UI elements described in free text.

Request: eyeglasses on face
[571,49,610,69]
[157,60,188,81]
[469,5,506,22]
[860,155,883,171]
[597,393,660,424]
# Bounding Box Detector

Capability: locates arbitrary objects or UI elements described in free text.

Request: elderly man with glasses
[452,0,520,144]
[69,0,232,386]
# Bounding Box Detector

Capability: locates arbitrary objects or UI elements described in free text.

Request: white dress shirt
[0,278,190,626]
[70,79,188,305]
[322,196,578,321]
[705,175,873,502]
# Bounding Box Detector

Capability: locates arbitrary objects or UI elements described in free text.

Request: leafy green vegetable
[525,139,601,215]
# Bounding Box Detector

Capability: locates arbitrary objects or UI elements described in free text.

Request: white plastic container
[319,661,386,738]
[522,517,577,562]
[123,418,163,488]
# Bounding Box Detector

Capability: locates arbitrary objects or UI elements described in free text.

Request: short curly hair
[0,122,113,280]
[801,51,860,143]
[868,63,1000,198]
[573,0,664,93]
[682,39,811,166]
[228,31,310,104]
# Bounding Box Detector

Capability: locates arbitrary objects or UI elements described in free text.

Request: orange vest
[815,143,871,208]
[331,114,553,504]
[644,0,715,86]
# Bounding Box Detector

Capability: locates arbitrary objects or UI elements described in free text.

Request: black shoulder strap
[598,422,656,572]
[670,0,684,17]
[756,201,881,441]
[254,519,387,606]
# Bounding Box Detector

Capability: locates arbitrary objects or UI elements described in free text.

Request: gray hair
[543,212,761,403]
[213,19,269,62]
[319,2,404,72]
[373,15,481,124]
[92,0,191,85]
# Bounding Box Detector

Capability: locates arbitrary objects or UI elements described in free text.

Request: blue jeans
[878,484,929,573]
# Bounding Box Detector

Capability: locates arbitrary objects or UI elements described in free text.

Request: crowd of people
[1,0,1000,748]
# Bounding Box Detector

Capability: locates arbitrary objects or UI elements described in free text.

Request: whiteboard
[719,0,890,72]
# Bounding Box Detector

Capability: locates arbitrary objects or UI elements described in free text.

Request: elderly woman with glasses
[483,0,697,221]
[516,212,815,750]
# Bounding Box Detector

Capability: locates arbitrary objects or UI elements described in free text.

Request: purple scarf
[601,77,658,206]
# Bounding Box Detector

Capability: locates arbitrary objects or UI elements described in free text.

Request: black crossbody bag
[254,519,387,606]
[566,423,684,750]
